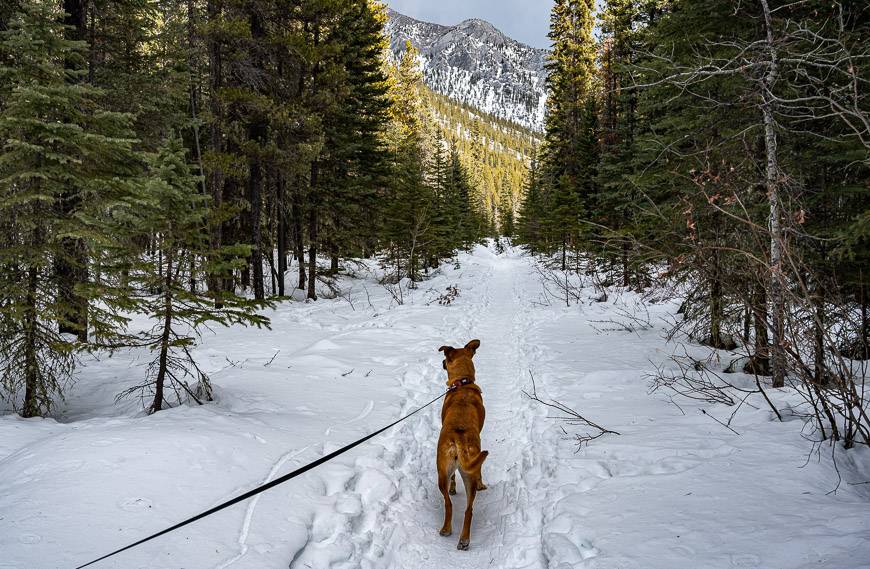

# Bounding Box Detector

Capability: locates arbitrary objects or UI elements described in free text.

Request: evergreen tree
[384,41,436,281]
[540,0,599,268]
[594,0,645,286]
[447,142,481,249]
[517,151,544,249]
[0,0,139,416]
[122,138,268,414]
[317,0,393,270]
[498,172,516,239]
[427,131,457,263]
[423,88,536,241]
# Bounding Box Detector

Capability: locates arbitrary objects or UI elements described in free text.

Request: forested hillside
[519,0,869,448]
[425,89,540,237]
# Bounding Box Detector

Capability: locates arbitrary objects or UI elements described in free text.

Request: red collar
[448,378,474,392]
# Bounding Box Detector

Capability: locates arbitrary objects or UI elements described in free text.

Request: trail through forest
[1,245,868,569]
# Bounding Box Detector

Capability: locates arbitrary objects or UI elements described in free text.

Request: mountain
[385,9,549,132]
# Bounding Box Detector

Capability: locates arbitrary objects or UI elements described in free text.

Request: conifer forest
[517,0,869,449]
[1,1,869,568]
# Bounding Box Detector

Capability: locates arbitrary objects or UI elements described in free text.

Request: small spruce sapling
[119,138,271,414]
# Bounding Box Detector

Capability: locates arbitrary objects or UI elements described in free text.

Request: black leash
[73,391,447,569]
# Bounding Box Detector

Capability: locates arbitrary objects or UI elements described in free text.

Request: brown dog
[437,339,488,550]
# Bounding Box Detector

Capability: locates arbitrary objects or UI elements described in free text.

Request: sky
[386,0,555,49]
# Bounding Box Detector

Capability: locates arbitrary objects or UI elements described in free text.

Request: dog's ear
[439,345,455,366]
[465,339,481,354]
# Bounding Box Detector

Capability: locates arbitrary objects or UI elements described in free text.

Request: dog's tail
[458,447,489,473]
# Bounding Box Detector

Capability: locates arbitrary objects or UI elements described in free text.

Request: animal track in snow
[119,497,152,512]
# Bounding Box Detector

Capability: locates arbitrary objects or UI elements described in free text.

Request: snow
[387,9,549,132]
[2,244,869,569]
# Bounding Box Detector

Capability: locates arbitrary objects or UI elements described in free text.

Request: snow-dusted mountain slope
[386,9,549,132]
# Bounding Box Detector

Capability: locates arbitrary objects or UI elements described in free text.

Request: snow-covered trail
[2,244,869,569]
[356,248,554,568]
[278,246,557,568]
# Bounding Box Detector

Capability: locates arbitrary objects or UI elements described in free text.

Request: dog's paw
[457,539,470,551]
[439,528,452,537]
[477,482,488,491]
[449,488,457,495]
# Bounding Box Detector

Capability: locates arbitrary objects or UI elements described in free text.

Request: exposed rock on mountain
[386,9,548,132]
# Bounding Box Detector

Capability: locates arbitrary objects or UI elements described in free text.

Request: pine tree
[498,173,516,239]
[517,150,544,249]
[120,137,269,414]
[540,0,599,268]
[594,0,644,286]
[440,142,478,250]
[0,0,139,416]
[383,41,437,281]
[422,88,535,243]
[317,0,393,270]
[427,131,457,263]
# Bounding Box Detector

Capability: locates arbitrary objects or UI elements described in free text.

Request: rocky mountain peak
[385,9,549,132]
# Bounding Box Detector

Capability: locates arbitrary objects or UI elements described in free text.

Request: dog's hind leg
[449,473,457,495]
[457,471,478,550]
[437,458,453,537]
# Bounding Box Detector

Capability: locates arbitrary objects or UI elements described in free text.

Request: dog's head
[438,339,480,384]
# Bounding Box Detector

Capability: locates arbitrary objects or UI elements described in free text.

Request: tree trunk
[813,287,826,385]
[292,183,306,290]
[56,0,89,342]
[861,279,868,354]
[761,0,786,388]
[150,251,174,415]
[749,280,771,376]
[561,238,567,272]
[743,303,752,346]
[189,255,196,293]
[186,0,206,302]
[206,0,224,308]
[222,164,241,298]
[247,8,266,301]
[248,156,265,300]
[276,172,287,296]
[22,266,40,418]
[622,242,630,287]
[709,251,723,348]
[305,20,321,300]
[307,161,319,301]
[307,208,318,301]
[187,0,206,196]
[270,259,277,295]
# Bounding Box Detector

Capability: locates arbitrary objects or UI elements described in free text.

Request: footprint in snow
[731,554,761,567]
[119,497,153,512]
[89,439,123,447]
[17,534,42,544]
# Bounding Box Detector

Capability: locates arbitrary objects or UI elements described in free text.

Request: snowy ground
[2,244,869,569]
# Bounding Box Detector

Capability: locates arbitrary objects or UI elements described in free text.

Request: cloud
[387,0,554,48]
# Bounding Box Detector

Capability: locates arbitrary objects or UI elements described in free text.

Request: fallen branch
[523,371,620,449]
[700,409,740,435]
[264,350,280,367]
